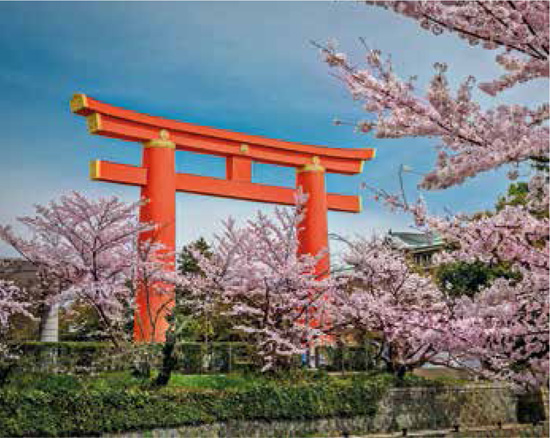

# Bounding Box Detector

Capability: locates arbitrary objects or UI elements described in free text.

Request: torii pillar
[134,130,176,342]
[296,156,329,278]
[296,156,332,350]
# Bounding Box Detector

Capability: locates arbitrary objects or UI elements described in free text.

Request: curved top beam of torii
[70,94,375,175]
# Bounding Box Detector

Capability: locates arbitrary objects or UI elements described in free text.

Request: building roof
[386,231,444,252]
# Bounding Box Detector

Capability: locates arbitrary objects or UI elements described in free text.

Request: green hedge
[0,374,393,437]
[9,342,124,374]
[10,342,378,375]
[318,345,378,372]
[10,341,257,374]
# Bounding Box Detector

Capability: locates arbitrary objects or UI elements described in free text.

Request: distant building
[0,258,40,340]
[0,258,38,290]
[385,231,444,268]
[0,258,59,342]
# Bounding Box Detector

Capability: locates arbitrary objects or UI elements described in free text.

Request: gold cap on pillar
[144,129,176,149]
[297,156,325,173]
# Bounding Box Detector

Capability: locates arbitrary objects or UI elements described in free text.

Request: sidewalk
[355,422,549,438]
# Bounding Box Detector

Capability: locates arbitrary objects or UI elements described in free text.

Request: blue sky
[0,1,546,258]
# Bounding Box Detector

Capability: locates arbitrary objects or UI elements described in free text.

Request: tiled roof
[386,231,444,250]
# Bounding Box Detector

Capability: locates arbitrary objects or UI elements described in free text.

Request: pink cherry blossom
[321,1,549,388]
[332,237,448,376]
[0,192,161,346]
[321,1,549,190]
[179,202,335,371]
[0,280,32,357]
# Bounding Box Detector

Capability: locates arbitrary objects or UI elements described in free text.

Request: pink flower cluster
[373,1,549,95]
[332,237,446,374]
[0,280,32,357]
[179,203,336,371]
[320,1,549,388]
[322,1,549,191]
[0,192,165,345]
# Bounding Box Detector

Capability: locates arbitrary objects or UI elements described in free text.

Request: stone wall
[105,384,546,438]
[372,384,518,431]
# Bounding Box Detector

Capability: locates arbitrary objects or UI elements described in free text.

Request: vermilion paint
[134,144,176,343]
[296,166,329,278]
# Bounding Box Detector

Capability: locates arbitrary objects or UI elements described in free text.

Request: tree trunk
[39,303,59,342]
[38,303,59,372]
[153,327,177,387]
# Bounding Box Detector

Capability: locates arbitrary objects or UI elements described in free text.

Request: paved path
[105,422,549,437]
[354,422,549,438]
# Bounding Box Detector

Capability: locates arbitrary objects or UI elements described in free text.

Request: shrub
[0,373,394,436]
[8,342,122,374]
[8,341,258,376]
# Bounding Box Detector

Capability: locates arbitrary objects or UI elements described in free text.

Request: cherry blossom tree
[0,280,32,358]
[320,1,549,388]
[0,280,33,384]
[333,237,447,377]
[322,1,548,190]
[371,1,549,97]
[0,192,153,346]
[180,202,335,372]
[416,201,548,387]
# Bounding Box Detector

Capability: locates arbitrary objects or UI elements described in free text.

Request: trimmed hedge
[9,341,381,376]
[10,341,258,374]
[10,341,123,374]
[0,374,393,437]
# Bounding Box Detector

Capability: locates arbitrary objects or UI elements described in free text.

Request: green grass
[166,373,263,390]
[5,368,442,394]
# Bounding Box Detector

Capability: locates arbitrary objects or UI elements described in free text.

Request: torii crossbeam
[71,93,375,342]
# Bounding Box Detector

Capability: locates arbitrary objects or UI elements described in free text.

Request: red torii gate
[70,93,375,342]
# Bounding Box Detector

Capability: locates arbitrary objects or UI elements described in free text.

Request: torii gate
[70,93,375,342]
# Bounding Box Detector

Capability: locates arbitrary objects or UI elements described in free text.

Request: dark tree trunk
[153,327,177,387]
